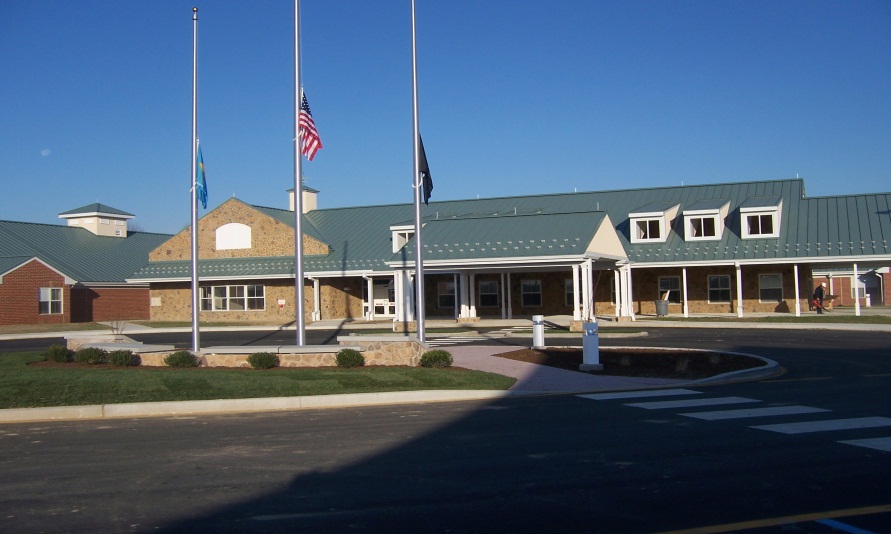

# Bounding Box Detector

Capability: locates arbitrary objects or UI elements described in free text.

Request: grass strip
[0,352,516,409]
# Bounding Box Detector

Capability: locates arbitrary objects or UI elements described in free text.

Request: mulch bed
[496,348,764,380]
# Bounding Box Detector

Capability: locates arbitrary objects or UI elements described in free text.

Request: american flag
[298,91,323,161]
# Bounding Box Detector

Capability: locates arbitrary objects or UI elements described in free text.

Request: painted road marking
[652,503,891,534]
[577,388,702,401]
[838,436,891,452]
[681,405,830,420]
[626,396,760,410]
[752,416,891,435]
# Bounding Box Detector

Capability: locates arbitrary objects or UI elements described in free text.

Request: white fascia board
[59,212,135,220]
[633,254,891,269]
[127,270,391,284]
[386,254,586,270]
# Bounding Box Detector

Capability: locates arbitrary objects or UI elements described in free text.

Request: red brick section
[0,260,70,325]
[69,287,151,322]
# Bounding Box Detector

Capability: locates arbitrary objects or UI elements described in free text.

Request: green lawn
[0,352,516,409]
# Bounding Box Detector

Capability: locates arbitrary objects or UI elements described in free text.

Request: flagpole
[293,0,306,346]
[411,0,426,343]
[190,6,201,352]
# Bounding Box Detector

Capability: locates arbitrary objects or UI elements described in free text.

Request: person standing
[813,282,827,314]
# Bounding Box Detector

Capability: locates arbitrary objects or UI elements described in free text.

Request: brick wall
[0,260,71,325]
[70,286,152,322]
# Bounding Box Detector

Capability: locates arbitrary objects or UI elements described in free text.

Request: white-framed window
[744,213,777,237]
[437,281,455,309]
[740,199,781,239]
[521,279,542,307]
[658,276,682,304]
[38,287,63,315]
[100,218,110,225]
[687,216,718,239]
[391,225,416,253]
[478,280,499,308]
[633,218,662,242]
[708,275,732,303]
[759,274,783,302]
[114,220,125,226]
[200,285,265,311]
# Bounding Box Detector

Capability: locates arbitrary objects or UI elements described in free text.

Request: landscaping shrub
[247,352,280,370]
[108,349,137,367]
[74,347,108,364]
[45,344,72,363]
[164,351,199,368]
[335,348,365,368]
[420,349,453,368]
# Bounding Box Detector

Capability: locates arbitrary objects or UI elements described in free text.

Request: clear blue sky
[2,1,889,235]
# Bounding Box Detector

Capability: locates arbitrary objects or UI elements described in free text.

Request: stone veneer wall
[148,198,328,262]
[134,337,424,368]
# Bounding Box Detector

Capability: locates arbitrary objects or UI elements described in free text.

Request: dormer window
[629,202,679,244]
[740,197,782,239]
[683,200,729,241]
[391,224,415,253]
[634,219,662,241]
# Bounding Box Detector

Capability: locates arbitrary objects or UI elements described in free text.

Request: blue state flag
[196,141,207,209]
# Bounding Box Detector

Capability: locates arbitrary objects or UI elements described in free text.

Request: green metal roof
[0,220,171,283]
[128,178,891,281]
[58,203,135,218]
[394,211,608,263]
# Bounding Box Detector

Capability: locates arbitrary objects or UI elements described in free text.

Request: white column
[506,272,513,319]
[580,263,590,321]
[453,273,459,320]
[572,264,581,321]
[469,272,477,318]
[793,264,801,317]
[682,267,689,318]
[614,269,621,318]
[459,272,470,319]
[853,263,861,316]
[312,278,321,321]
[365,276,374,320]
[394,271,405,322]
[586,259,594,320]
[500,272,507,320]
[405,271,416,321]
[735,262,744,318]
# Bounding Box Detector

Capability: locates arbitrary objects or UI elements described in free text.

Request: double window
[688,216,718,239]
[658,277,682,304]
[708,275,732,303]
[634,219,662,241]
[200,285,265,311]
[478,281,499,308]
[521,280,542,307]
[39,287,63,315]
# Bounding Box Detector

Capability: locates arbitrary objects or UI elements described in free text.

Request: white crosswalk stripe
[578,388,702,401]
[626,396,760,410]
[424,337,480,347]
[838,437,891,452]
[682,405,830,420]
[751,417,891,435]
[577,389,891,453]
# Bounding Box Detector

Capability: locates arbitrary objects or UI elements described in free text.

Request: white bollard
[532,315,545,349]
[579,320,603,371]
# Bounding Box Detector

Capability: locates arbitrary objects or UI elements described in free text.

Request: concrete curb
[0,390,517,424]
